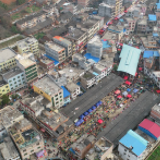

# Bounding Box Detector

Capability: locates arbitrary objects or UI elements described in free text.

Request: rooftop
[66,28,85,40]
[84,53,100,63]
[45,41,65,53]
[137,16,148,25]
[97,91,160,146]
[53,36,71,46]
[2,66,23,80]
[88,35,103,47]
[33,75,62,96]
[10,119,42,149]
[148,14,157,21]
[118,44,141,76]
[0,48,16,63]
[119,130,148,156]
[60,74,124,122]
[65,82,79,92]
[82,71,95,80]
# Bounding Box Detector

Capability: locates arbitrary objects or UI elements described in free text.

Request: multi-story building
[0,76,10,97]
[87,36,103,59]
[65,82,80,99]
[77,0,90,6]
[33,75,64,108]
[2,66,26,92]
[45,41,66,64]
[61,86,71,106]
[125,17,138,34]
[53,36,72,57]
[99,0,123,18]
[16,54,38,83]
[10,118,44,160]
[0,136,21,160]
[0,48,17,72]
[17,37,39,56]
[118,130,148,160]
[150,103,160,125]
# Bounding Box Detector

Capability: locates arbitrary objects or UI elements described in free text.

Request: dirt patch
[0,0,16,5]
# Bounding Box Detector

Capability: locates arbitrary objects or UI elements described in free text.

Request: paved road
[60,73,124,122]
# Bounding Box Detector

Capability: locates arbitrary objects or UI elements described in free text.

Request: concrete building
[65,82,80,99]
[77,0,89,6]
[0,106,24,130]
[61,86,71,106]
[0,136,21,160]
[33,75,64,109]
[81,71,96,89]
[17,37,39,56]
[10,119,44,160]
[2,66,26,92]
[0,48,17,72]
[53,36,72,57]
[16,54,38,83]
[118,130,148,160]
[45,41,66,64]
[87,36,103,59]
[150,103,160,125]
[125,17,138,34]
[0,76,10,97]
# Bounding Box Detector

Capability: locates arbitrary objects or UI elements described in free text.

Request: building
[87,36,103,59]
[98,0,123,18]
[17,37,39,56]
[0,136,21,160]
[118,130,148,160]
[45,41,66,64]
[81,71,96,89]
[148,14,157,27]
[16,54,38,83]
[61,86,71,105]
[150,103,160,125]
[10,118,44,160]
[53,36,72,57]
[138,119,160,140]
[65,82,80,99]
[0,48,17,72]
[125,17,138,34]
[0,76,10,97]
[0,106,24,130]
[2,66,26,92]
[33,75,64,108]
[62,3,77,14]
[77,0,89,6]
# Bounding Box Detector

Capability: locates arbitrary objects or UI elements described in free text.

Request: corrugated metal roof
[119,130,148,156]
[118,44,141,76]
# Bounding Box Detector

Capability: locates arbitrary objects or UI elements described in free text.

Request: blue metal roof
[153,33,159,37]
[44,54,59,65]
[143,50,159,58]
[61,86,70,98]
[84,53,100,63]
[117,44,141,76]
[148,14,157,21]
[156,3,160,9]
[101,40,111,49]
[119,130,148,156]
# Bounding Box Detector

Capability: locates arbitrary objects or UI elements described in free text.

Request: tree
[1,95,10,106]
[16,0,25,5]
[11,26,19,34]
[113,64,118,72]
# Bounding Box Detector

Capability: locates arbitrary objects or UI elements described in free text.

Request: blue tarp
[148,14,157,21]
[77,82,81,86]
[84,112,89,116]
[84,53,100,63]
[101,40,111,49]
[91,106,96,110]
[133,89,139,93]
[153,33,159,37]
[119,130,148,156]
[75,121,81,126]
[123,28,126,33]
[127,88,131,92]
[80,114,85,119]
[69,148,76,154]
[156,3,160,9]
[93,72,99,76]
[44,54,59,65]
[92,11,98,14]
[79,119,84,123]
[119,19,124,22]
[88,109,93,113]
[61,86,70,98]
[143,50,159,58]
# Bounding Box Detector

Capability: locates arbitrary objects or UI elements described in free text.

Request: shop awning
[98,119,104,124]
[115,90,121,94]
[117,95,122,99]
[124,76,128,80]
[127,94,132,98]
[125,81,132,85]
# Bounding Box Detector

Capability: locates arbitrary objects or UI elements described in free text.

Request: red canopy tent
[138,67,143,71]
[114,90,121,94]
[98,119,104,124]
[125,81,132,85]
[123,76,128,80]
[117,95,122,99]
[119,43,123,46]
[127,94,132,98]
[135,72,138,76]
[156,90,160,94]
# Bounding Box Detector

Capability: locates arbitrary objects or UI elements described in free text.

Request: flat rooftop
[46,41,65,53]
[82,71,95,80]
[60,74,124,122]
[53,36,71,46]
[97,91,160,147]
[2,67,23,80]
[17,37,37,48]
[34,75,62,96]
[0,48,16,63]
[66,82,79,92]
[19,58,36,68]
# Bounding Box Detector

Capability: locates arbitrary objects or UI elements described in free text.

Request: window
[59,92,62,95]
[21,74,24,76]
[11,87,13,90]
[40,91,43,94]
[9,80,12,83]
[14,82,17,84]
[55,94,58,97]
[22,78,24,80]
[56,98,58,100]
[13,78,16,81]
[18,76,20,78]
[124,153,126,155]
[124,149,127,152]
[5,86,8,88]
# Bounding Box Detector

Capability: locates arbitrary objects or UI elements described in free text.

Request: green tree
[113,64,118,72]
[11,26,19,34]
[1,95,10,106]
[16,0,25,5]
